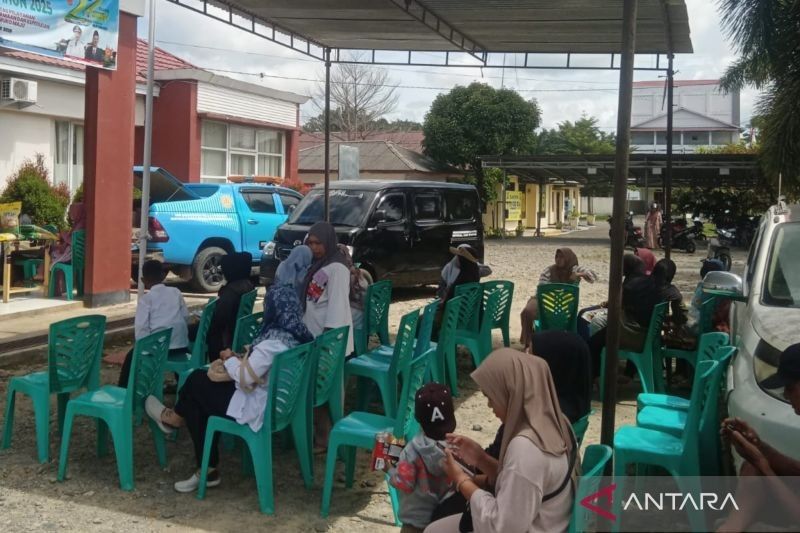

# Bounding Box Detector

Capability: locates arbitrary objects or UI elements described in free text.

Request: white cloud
[140,0,762,131]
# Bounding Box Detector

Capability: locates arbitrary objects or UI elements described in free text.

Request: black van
[260,180,484,287]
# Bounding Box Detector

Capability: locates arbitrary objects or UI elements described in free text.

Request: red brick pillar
[82,13,137,306]
[286,128,299,181]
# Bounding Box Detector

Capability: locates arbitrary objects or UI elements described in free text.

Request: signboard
[505,191,523,221]
[0,0,120,70]
[0,201,21,232]
[338,145,360,180]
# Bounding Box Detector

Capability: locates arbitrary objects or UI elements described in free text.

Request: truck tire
[191,246,227,293]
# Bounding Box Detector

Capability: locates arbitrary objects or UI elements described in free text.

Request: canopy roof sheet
[201,0,692,56]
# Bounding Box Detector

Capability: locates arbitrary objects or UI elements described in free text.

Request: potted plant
[586,212,597,226]
[569,208,581,229]
[515,220,525,237]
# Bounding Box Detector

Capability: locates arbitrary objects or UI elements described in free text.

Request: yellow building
[484,175,582,233]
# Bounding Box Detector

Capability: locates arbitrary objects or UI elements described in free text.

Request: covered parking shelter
[130,0,693,445]
[482,152,763,235]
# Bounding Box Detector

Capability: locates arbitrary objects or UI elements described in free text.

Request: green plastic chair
[535,283,580,333]
[663,297,718,376]
[57,329,172,491]
[569,444,613,533]
[165,297,217,376]
[237,289,258,323]
[346,308,420,417]
[49,229,86,300]
[454,282,482,332]
[353,280,392,356]
[321,351,429,518]
[373,298,439,361]
[15,257,42,287]
[454,289,502,367]
[2,315,106,463]
[571,410,593,447]
[636,346,736,476]
[196,341,316,514]
[437,296,465,395]
[313,326,350,428]
[613,360,717,532]
[481,280,514,347]
[637,332,729,412]
[600,302,669,399]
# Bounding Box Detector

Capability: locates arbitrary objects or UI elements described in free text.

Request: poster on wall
[0,0,119,70]
[505,191,523,221]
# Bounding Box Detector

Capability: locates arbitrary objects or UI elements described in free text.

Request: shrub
[282,176,311,195]
[1,154,70,229]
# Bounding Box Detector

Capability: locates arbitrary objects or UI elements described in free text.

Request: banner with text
[0,0,119,70]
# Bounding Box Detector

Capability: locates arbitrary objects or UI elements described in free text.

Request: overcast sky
[139,0,757,132]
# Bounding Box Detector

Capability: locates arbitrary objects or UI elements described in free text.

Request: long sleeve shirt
[470,436,572,533]
[223,338,286,432]
[134,283,189,350]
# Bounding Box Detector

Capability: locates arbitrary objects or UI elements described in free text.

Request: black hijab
[301,221,347,308]
[530,331,592,423]
[221,252,252,283]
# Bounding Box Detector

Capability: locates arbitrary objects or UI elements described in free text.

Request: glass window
[258,130,281,154]
[763,223,800,308]
[54,121,70,188]
[631,131,654,145]
[202,150,227,177]
[445,191,477,221]
[259,155,282,176]
[377,193,406,223]
[230,153,256,175]
[202,121,227,148]
[230,125,256,150]
[242,191,276,213]
[656,132,681,145]
[712,131,734,145]
[279,192,301,212]
[413,193,442,221]
[53,121,84,193]
[289,190,377,227]
[684,131,709,145]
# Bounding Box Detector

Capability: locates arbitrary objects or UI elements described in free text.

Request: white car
[706,201,800,461]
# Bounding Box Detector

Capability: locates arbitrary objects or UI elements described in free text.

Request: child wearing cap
[387,383,457,533]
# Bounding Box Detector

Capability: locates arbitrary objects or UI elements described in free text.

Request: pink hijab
[634,248,656,275]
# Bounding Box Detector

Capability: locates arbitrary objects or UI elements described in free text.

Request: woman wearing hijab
[338,243,369,331]
[645,203,663,249]
[425,348,577,533]
[146,283,314,493]
[520,248,597,352]
[273,244,313,297]
[633,247,657,275]
[205,252,255,362]
[302,221,354,355]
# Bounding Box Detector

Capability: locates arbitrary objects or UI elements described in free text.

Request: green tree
[1,154,70,229]
[718,0,800,194]
[422,82,541,208]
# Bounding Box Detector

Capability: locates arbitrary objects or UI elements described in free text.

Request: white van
[704,200,800,461]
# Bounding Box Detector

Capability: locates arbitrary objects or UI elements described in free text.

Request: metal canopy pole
[664,54,675,259]
[600,0,639,448]
[537,177,545,237]
[137,0,157,298]
[323,48,331,221]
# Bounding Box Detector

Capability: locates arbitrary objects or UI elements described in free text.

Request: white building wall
[632,83,738,126]
[0,110,54,187]
[197,83,296,128]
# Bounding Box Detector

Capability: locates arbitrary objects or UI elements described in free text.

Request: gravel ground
[0,224,747,532]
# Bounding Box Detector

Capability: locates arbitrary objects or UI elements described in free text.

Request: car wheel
[685,241,696,254]
[191,246,227,292]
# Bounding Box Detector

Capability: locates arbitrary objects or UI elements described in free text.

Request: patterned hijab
[253,283,314,348]
[275,245,313,300]
[471,348,574,464]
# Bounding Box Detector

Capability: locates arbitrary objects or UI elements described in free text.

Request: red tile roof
[0,39,198,84]
[633,79,720,88]
[299,130,425,154]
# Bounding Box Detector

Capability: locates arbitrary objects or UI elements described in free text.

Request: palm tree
[717,0,800,193]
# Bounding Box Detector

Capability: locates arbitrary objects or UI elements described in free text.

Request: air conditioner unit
[1,78,38,107]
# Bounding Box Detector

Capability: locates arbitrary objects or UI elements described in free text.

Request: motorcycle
[659,217,704,253]
[706,227,734,271]
[608,211,646,249]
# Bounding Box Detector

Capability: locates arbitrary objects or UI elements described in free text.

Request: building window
[684,131,710,145]
[54,121,84,194]
[200,120,285,183]
[655,132,681,145]
[631,131,654,145]
[712,131,734,145]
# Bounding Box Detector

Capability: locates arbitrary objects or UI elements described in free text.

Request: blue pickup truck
[133,167,303,292]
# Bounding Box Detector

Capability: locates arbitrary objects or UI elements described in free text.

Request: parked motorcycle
[706,227,734,271]
[608,212,646,248]
[659,217,705,253]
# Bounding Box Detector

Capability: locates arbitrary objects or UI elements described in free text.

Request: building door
[54,121,84,194]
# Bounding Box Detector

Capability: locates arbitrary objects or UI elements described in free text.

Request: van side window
[445,191,477,221]
[414,193,442,222]
[242,191,276,213]
[376,193,405,223]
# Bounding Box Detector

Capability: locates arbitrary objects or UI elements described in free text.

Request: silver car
[705,200,800,461]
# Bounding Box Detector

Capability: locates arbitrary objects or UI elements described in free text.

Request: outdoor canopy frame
[140,0,693,449]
